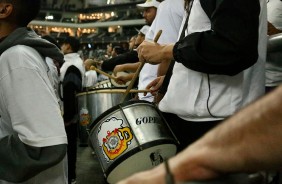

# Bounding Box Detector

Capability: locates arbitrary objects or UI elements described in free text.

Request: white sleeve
[0,46,67,147]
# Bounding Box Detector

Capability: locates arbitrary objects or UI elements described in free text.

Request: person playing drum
[137,0,267,152]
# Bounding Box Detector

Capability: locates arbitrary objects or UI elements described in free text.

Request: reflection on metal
[268,33,282,52]
[30,19,145,29]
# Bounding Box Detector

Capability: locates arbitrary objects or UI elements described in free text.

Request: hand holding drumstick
[144,76,165,96]
[120,30,163,103]
[90,65,117,81]
[137,40,174,65]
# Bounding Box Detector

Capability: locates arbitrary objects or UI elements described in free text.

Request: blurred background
[31,0,146,60]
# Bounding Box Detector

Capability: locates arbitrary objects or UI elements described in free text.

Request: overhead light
[45,15,54,20]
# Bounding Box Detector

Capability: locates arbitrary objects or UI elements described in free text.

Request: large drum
[76,87,130,145]
[88,100,178,184]
[77,89,133,126]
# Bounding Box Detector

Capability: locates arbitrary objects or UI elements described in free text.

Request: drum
[93,80,113,89]
[88,100,178,184]
[76,90,92,146]
[77,89,131,128]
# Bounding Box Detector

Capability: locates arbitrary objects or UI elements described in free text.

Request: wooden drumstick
[153,30,163,43]
[90,65,116,80]
[129,89,151,93]
[120,30,163,103]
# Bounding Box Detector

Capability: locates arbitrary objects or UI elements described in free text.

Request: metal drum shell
[268,33,282,53]
[88,100,178,184]
[76,88,130,126]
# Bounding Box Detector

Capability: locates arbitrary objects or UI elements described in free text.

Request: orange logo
[102,127,133,160]
[97,117,133,161]
[79,108,91,126]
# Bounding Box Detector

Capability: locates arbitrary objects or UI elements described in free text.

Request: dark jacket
[173,0,260,76]
[101,50,138,72]
[62,65,82,123]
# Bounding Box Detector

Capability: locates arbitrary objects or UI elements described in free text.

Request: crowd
[0,0,282,184]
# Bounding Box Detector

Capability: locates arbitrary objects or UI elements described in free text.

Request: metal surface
[77,88,128,125]
[88,101,177,184]
[268,33,282,53]
[76,85,129,145]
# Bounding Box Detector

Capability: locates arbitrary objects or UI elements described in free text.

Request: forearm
[157,60,171,77]
[119,62,140,72]
[127,62,140,72]
[171,86,282,182]
[121,73,135,82]
[160,44,174,62]
[101,51,139,71]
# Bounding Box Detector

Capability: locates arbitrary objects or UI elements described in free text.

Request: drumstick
[129,89,150,93]
[90,66,117,80]
[120,30,163,103]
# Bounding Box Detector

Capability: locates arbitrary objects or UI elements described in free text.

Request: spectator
[60,36,85,184]
[0,0,67,183]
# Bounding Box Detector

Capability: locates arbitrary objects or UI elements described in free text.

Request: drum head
[110,71,131,88]
[93,80,112,89]
[107,144,177,184]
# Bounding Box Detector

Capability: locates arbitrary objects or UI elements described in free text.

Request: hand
[92,59,103,69]
[137,41,174,64]
[113,65,125,76]
[114,73,134,85]
[117,164,166,184]
[117,147,221,184]
[144,76,164,96]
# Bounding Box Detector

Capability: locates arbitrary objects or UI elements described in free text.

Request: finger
[116,79,125,85]
[151,91,158,96]
[144,80,159,96]
[144,81,155,96]
[113,69,117,76]
[146,78,160,90]
[117,81,124,85]
[136,41,147,52]
[136,44,141,52]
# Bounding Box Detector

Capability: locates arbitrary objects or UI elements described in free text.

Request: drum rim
[76,88,128,96]
[100,140,177,179]
[89,100,155,130]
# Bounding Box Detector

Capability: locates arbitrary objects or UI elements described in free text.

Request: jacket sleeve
[173,0,260,76]
[63,66,82,123]
[101,51,139,72]
[0,134,67,183]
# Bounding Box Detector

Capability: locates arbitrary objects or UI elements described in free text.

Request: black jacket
[101,50,138,72]
[173,0,260,76]
[62,65,82,123]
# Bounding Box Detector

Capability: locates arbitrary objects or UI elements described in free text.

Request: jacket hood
[0,27,64,64]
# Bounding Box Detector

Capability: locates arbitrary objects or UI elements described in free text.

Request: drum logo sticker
[79,108,91,126]
[97,117,133,161]
[149,149,164,166]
